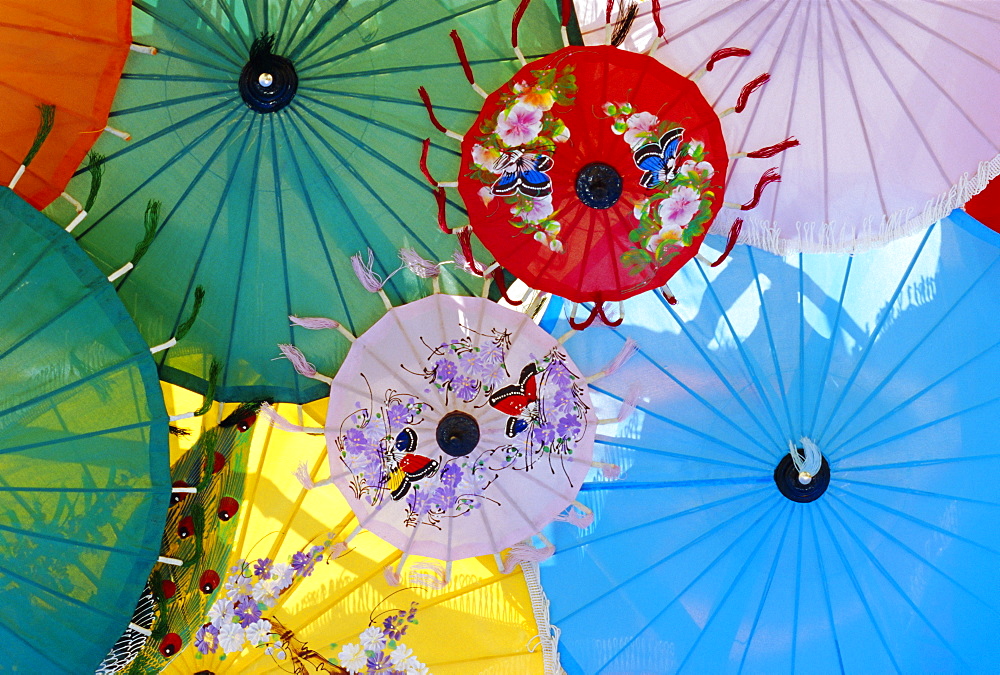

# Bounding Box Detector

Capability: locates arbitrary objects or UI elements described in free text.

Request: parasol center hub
[436,411,480,458]
[239,37,297,114]
[774,452,830,503]
[575,162,623,209]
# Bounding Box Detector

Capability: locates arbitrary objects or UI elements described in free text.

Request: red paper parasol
[420,0,793,326]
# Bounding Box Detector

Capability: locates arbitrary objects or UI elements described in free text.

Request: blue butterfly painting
[633,127,685,189]
[491,150,554,198]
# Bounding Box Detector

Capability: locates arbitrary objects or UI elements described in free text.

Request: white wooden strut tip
[107,261,133,283]
[130,43,158,55]
[8,165,26,190]
[104,125,132,141]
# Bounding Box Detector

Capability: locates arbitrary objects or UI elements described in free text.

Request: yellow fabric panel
[159,391,545,674]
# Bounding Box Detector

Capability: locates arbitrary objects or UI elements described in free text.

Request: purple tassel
[555,505,594,529]
[399,248,441,278]
[616,384,641,423]
[351,249,387,292]
[502,539,555,573]
[278,344,319,378]
[602,338,638,376]
[294,462,316,490]
[384,566,403,586]
[602,464,622,479]
[289,315,340,330]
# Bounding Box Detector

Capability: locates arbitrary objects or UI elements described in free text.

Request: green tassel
[131,200,160,266]
[175,286,206,341]
[194,361,221,416]
[22,104,55,167]
[83,151,106,212]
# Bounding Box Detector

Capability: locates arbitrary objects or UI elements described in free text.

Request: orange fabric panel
[0,0,130,208]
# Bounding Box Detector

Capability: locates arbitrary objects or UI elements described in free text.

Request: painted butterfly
[491,150,554,198]
[633,127,685,189]
[386,427,439,501]
[489,363,539,437]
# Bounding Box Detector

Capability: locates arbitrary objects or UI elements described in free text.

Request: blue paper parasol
[539,210,1000,674]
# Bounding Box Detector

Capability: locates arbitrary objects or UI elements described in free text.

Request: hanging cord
[419,138,454,234]
[789,438,822,484]
[511,0,533,65]
[9,104,55,189]
[569,296,624,330]
[450,30,488,98]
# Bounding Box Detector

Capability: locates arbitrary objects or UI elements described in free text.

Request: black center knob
[239,34,297,113]
[436,411,480,458]
[575,162,623,209]
[773,453,830,503]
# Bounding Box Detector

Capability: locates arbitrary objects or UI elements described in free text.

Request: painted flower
[646,227,681,253]
[552,121,570,143]
[624,111,660,147]
[195,623,219,655]
[367,651,393,673]
[406,662,431,675]
[531,423,557,447]
[518,87,556,110]
[217,622,246,653]
[478,185,494,205]
[270,562,295,589]
[251,578,281,608]
[451,374,478,400]
[633,198,650,220]
[224,573,252,596]
[344,428,376,455]
[434,358,458,384]
[517,195,553,223]
[679,158,714,179]
[339,643,367,673]
[657,186,701,229]
[556,413,583,439]
[265,639,287,660]
[496,102,544,147]
[235,597,262,627]
[360,625,385,652]
[471,143,501,170]
[386,402,413,429]
[390,644,414,666]
[244,619,272,647]
[208,598,235,626]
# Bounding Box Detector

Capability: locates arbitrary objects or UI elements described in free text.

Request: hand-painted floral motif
[605,103,717,274]
[467,66,577,253]
[335,325,590,532]
[332,603,429,675]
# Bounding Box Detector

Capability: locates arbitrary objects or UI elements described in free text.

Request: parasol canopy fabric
[538,211,1000,673]
[575,0,1000,254]
[459,44,728,305]
[160,393,559,674]
[51,0,568,404]
[322,293,595,562]
[0,0,131,209]
[0,187,169,672]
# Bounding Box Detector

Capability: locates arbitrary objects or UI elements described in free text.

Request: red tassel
[512,0,532,48]
[457,228,485,276]
[492,268,522,305]
[569,299,622,330]
[711,218,743,267]
[735,73,770,113]
[419,139,436,186]
[651,0,664,39]
[605,0,614,24]
[740,169,780,210]
[433,188,451,234]
[746,137,799,159]
[660,288,678,305]
[706,47,751,72]
[450,30,475,85]
[561,0,571,26]
[417,87,449,135]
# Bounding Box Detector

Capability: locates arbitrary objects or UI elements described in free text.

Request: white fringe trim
[521,560,562,675]
[734,153,1000,255]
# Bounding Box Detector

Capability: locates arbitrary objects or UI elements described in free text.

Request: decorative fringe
[492,267,522,305]
[408,562,449,590]
[746,137,799,159]
[520,560,562,675]
[22,104,55,167]
[130,200,160,267]
[739,168,780,210]
[290,315,340,330]
[650,0,664,39]
[277,344,331,383]
[294,462,316,490]
[456,228,486,275]
[616,384,641,422]
[602,337,637,377]
[712,218,743,266]
[706,47,751,71]
[384,565,403,586]
[193,360,220,416]
[175,286,205,341]
[602,463,621,479]
[735,73,770,113]
[417,87,449,135]
[449,30,476,85]
[511,0,532,48]
[84,151,105,212]
[554,504,594,529]
[351,248,388,292]
[611,2,638,47]
[502,538,555,573]
[400,248,440,278]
